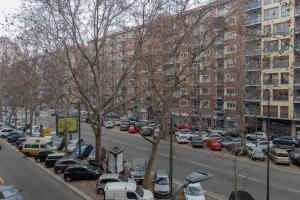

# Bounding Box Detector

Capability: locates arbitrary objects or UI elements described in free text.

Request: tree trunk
[25,98,28,125]
[95,128,102,167]
[143,141,159,188]
[29,106,33,135]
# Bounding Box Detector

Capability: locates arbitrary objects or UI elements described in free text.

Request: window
[180,52,188,60]
[264,0,272,5]
[200,75,210,82]
[201,88,210,95]
[263,57,271,69]
[224,59,235,68]
[273,56,289,68]
[264,7,279,21]
[281,73,289,84]
[263,73,278,85]
[281,5,290,18]
[200,62,210,70]
[127,192,138,199]
[273,89,289,101]
[180,88,188,95]
[202,100,210,108]
[273,22,289,35]
[225,45,236,54]
[263,40,279,53]
[225,101,236,110]
[281,39,290,51]
[200,49,210,57]
[263,25,272,36]
[225,88,235,96]
[215,49,223,57]
[224,32,236,40]
[225,73,236,81]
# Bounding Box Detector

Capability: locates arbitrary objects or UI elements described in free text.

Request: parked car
[229,190,254,200]
[128,125,138,134]
[209,133,221,141]
[64,164,101,182]
[35,150,56,162]
[191,136,204,148]
[104,182,154,200]
[201,132,210,142]
[45,152,65,168]
[177,123,191,130]
[120,121,130,131]
[246,146,265,161]
[211,128,225,136]
[96,174,136,194]
[289,148,300,160]
[22,137,54,157]
[104,121,114,129]
[175,129,191,138]
[54,158,81,174]
[273,136,299,147]
[207,139,222,150]
[7,132,26,143]
[16,137,27,150]
[256,140,273,152]
[245,132,267,141]
[269,149,290,165]
[0,128,14,138]
[176,133,189,144]
[5,130,18,141]
[73,144,93,159]
[0,184,25,200]
[231,146,247,157]
[67,139,79,153]
[87,147,107,165]
[153,169,170,199]
[184,182,205,200]
[224,138,242,150]
[140,126,153,136]
[130,158,146,182]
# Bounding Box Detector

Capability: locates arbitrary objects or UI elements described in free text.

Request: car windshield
[118,175,128,182]
[278,153,288,157]
[156,177,169,185]
[253,148,263,154]
[135,186,144,198]
[187,185,203,196]
[0,187,19,199]
[132,164,145,171]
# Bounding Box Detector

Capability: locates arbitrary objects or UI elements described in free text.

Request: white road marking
[239,175,259,182]
[0,177,4,183]
[288,188,300,194]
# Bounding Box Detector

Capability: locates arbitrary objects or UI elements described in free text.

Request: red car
[207,139,222,150]
[128,125,138,134]
[177,123,191,130]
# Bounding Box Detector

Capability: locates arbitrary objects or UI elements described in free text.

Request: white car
[175,129,191,138]
[105,121,114,128]
[0,128,14,138]
[176,133,189,144]
[257,141,273,150]
[184,182,205,200]
[246,132,267,141]
[211,129,224,136]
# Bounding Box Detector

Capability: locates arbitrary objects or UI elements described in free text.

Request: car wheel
[97,189,104,195]
[57,169,63,174]
[36,158,41,163]
[65,176,72,182]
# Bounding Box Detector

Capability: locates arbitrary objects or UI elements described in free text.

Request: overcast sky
[0,0,21,23]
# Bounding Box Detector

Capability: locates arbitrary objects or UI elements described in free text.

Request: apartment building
[243,0,300,137]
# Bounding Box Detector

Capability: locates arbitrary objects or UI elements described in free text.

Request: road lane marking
[239,175,259,182]
[288,188,300,194]
[0,177,4,183]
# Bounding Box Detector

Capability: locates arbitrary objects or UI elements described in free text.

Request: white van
[104,182,154,200]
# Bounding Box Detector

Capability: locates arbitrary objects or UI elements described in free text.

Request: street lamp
[171,171,211,200]
[266,89,271,200]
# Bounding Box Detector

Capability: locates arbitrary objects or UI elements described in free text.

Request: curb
[1,139,93,200]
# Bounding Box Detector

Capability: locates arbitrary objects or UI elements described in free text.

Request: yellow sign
[42,128,52,136]
[58,116,78,133]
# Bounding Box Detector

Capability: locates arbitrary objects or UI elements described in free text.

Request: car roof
[272,148,288,153]
[100,174,119,179]
[48,152,65,157]
[155,169,168,177]
[0,184,16,192]
[106,182,136,191]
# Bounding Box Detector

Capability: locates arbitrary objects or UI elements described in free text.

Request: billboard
[57,116,78,134]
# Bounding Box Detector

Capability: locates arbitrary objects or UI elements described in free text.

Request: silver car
[130,158,146,182]
[269,149,290,165]
[96,174,135,194]
[153,169,170,198]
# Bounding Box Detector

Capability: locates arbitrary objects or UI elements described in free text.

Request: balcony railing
[244,65,260,71]
[280,112,289,118]
[273,96,289,101]
[244,49,261,56]
[245,80,261,85]
[295,6,300,16]
[294,78,300,84]
[244,2,261,11]
[245,16,262,25]
[263,80,278,85]
[294,95,300,102]
[294,112,300,118]
[215,80,224,85]
[245,95,260,101]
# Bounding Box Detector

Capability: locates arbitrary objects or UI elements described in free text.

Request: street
[0,139,84,200]
[39,116,300,200]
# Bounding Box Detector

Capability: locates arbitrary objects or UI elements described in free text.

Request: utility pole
[255,108,258,147]
[78,102,81,159]
[266,89,270,200]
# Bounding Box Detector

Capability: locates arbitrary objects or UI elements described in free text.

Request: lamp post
[266,89,270,200]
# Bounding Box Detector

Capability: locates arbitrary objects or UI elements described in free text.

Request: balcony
[215,80,224,85]
[244,48,261,56]
[263,79,278,85]
[214,107,224,113]
[215,94,224,100]
[273,95,289,101]
[280,112,289,118]
[294,77,300,85]
[244,2,261,11]
[244,64,260,71]
[244,15,262,26]
[244,95,260,101]
[245,80,260,86]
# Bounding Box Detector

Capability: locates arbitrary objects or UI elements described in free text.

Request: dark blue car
[6,131,18,143]
[273,136,299,147]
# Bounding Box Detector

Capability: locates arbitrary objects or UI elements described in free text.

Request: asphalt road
[39,116,300,200]
[0,139,84,200]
